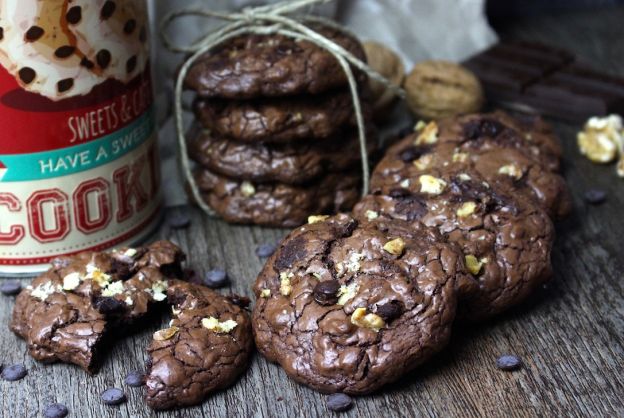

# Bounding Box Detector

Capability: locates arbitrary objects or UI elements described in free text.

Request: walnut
[383,238,406,256]
[363,41,405,114]
[153,326,179,341]
[307,215,329,224]
[351,307,385,332]
[404,60,484,120]
[419,175,447,195]
[577,115,623,163]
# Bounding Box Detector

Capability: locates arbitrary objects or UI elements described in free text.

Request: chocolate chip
[167,210,191,229]
[398,145,430,162]
[496,354,522,371]
[584,189,607,205]
[275,236,306,269]
[124,19,137,34]
[326,393,353,412]
[43,403,68,418]
[54,46,76,58]
[96,49,112,69]
[101,388,126,405]
[66,6,82,24]
[0,280,21,296]
[204,269,229,288]
[376,300,403,322]
[313,280,340,305]
[0,27,4,41]
[124,370,145,387]
[388,188,410,198]
[1,364,27,381]
[463,118,505,140]
[226,293,251,308]
[80,57,95,69]
[394,195,427,221]
[95,297,125,315]
[57,78,74,93]
[100,1,117,19]
[18,67,36,84]
[24,26,44,42]
[126,56,137,74]
[256,242,277,258]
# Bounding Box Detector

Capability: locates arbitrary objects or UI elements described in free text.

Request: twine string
[162,0,405,218]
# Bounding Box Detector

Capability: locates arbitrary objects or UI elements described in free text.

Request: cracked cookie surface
[10,241,185,372]
[193,168,362,227]
[188,124,376,185]
[378,112,571,219]
[146,281,253,410]
[252,214,466,394]
[355,165,555,321]
[184,25,366,99]
[194,90,363,143]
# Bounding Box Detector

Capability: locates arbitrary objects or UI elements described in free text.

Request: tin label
[0,0,160,271]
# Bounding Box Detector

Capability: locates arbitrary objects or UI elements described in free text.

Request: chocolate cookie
[146,281,253,410]
[356,166,554,321]
[188,125,377,185]
[193,169,361,227]
[382,115,571,219]
[194,90,364,143]
[184,25,367,99]
[252,214,467,394]
[10,241,185,372]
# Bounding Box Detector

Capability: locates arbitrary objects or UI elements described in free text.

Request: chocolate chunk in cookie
[145,281,253,410]
[193,168,361,227]
[356,165,555,321]
[10,241,185,372]
[188,125,377,185]
[194,90,366,143]
[253,214,466,394]
[184,25,366,99]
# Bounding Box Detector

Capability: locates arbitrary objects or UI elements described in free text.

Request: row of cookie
[183,25,376,227]
[0,0,149,99]
[10,241,253,411]
[250,111,571,394]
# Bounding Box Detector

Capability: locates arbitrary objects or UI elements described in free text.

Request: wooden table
[2,7,623,418]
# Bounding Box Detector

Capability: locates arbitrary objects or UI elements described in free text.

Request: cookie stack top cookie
[182,24,375,227]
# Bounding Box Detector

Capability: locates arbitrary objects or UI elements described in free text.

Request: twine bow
[161,0,405,217]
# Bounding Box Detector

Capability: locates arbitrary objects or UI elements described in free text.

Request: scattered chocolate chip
[204,269,229,288]
[376,300,403,322]
[256,243,277,258]
[126,55,137,74]
[388,188,410,198]
[80,57,95,69]
[43,403,68,418]
[167,210,191,229]
[66,6,82,24]
[100,1,117,19]
[463,118,505,140]
[313,280,340,305]
[124,370,145,387]
[124,19,137,34]
[0,280,21,296]
[96,49,112,69]
[57,78,74,93]
[398,145,430,162]
[1,364,27,381]
[0,27,4,41]
[18,67,36,84]
[326,393,353,412]
[584,189,607,205]
[95,297,126,315]
[54,46,76,58]
[496,355,522,371]
[101,388,127,406]
[24,26,44,42]
[227,293,251,308]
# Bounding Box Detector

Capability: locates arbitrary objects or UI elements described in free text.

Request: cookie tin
[0,0,161,275]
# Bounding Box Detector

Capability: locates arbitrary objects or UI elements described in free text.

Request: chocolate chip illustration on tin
[67,0,149,83]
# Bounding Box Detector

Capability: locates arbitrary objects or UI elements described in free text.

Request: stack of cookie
[183,25,375,227]
[252,111,571,394]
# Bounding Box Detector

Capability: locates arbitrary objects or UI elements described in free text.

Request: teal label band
[0,107,155,183]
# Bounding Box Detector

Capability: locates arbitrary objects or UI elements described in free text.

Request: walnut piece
[351,307,385,332]
[383,238,406,256]
[363,41,405,114]
[577,115,623,163]
[404,60,484,120]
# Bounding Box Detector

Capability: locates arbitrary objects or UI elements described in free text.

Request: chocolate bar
[464,41,624,122]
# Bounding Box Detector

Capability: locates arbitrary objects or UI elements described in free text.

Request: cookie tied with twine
[161,0,405,218]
